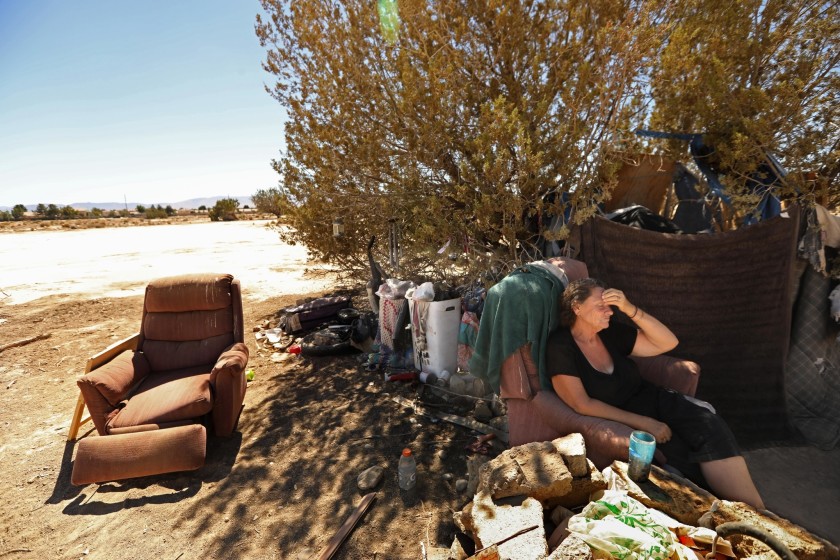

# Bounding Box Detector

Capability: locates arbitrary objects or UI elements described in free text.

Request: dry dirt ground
[0,221,488,559]
[2,219,839,560]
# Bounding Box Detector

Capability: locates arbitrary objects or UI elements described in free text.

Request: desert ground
[0,217,491,560]
[0,218,837,560]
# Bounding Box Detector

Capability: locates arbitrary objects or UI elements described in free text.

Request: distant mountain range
[1,196,253,212]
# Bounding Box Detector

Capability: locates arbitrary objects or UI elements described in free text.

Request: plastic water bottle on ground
[398,448,416,491]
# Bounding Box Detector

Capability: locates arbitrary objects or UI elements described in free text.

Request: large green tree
[257,0,668,280]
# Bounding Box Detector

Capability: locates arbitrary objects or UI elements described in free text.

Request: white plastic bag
[567,491,678,560]
[411,281,435,301]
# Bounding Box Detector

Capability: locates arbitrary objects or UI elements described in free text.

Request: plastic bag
[411,281,435,301]
[567,491,680,560]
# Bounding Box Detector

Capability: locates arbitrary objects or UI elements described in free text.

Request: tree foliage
[251,187,286,218]
[257,0,838,281]
[209,197,241,222]
[646,0,840,213]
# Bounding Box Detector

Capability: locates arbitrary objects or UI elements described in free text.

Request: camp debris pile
[427,433,840,560]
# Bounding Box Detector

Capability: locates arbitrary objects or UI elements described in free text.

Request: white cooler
[409,297,460,375]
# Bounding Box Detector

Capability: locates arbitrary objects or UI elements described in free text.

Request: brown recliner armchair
[474,256,702,469]
[68,273,249,485]
[501,343,700,469]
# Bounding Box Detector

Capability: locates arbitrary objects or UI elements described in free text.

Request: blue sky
[0,0,285,207]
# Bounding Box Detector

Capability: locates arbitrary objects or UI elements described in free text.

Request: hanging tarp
[577,207,801,446]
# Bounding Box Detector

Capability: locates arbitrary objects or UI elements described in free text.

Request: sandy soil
[1,219,838,559]
[0,220,485,559]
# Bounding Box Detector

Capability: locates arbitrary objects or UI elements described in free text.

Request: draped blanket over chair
[68,273,249,485]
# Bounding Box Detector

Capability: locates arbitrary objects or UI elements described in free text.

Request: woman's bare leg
[700,456,765,509]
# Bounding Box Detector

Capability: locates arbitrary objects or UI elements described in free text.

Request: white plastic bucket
[409,297,460,375]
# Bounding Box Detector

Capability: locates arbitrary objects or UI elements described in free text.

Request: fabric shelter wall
[577,208,801,445]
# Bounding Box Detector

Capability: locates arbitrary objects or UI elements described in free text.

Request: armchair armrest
[76,333,150,436]
[632,355,700,397]
[531,390,645,469]
[85,333,140,373]
[209,342,249,436]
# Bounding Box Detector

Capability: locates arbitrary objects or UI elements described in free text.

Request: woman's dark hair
[559,278,607,327]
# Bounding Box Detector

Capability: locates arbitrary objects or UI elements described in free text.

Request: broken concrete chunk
[711,500,840,560]
[468,492,547,560]
[544,459,606,509]
[477,441,573,502]
[551,433,588,478]
[424,546,452,560]
[547,534,593,560]
[606,460,715,525]
[450,534,470,560]
[467,454,491,497]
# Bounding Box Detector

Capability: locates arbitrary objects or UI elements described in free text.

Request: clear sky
[0,0,285,207]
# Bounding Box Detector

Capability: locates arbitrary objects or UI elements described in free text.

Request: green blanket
[469,264,566,393]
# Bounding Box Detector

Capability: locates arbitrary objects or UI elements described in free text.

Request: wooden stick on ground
[316,492,377,560]
[0,333,51,354]
[391,395,509,444]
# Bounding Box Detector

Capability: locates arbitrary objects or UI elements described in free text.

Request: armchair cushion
[632,354,700,397]
[72,423,206,485]
[142,333,235,372]
[144,273,234,312]
[106,366,213,432]
[77,351,152,435]
[209,342,249,385]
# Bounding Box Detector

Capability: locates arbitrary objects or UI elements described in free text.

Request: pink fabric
[546,257,589,282]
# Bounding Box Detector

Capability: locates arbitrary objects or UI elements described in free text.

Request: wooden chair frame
[67,332,140,441]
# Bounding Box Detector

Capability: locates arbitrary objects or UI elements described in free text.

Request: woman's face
[573,287,613,331]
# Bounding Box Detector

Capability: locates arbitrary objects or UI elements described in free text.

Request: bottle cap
[402,448,412,457]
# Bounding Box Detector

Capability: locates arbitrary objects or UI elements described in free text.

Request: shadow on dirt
[56,432,242,516]
[178,346,487,559]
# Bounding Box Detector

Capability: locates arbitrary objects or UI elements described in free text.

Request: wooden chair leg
[68,392,90,441]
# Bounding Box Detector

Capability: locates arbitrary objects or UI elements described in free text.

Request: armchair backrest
[138,273,244,372]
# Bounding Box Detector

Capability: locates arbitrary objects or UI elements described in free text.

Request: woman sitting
[545,278,765,509]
